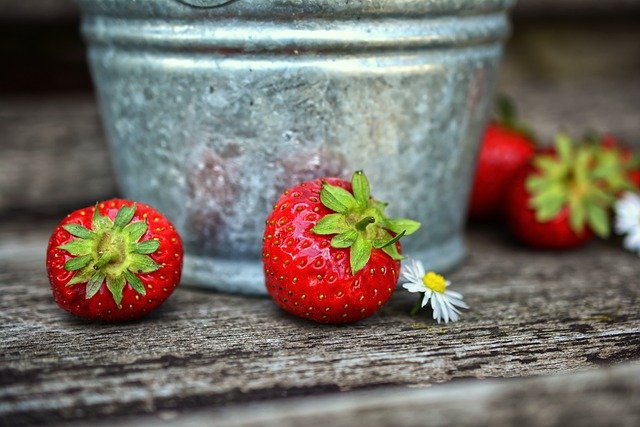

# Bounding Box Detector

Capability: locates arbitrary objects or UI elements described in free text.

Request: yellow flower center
[422,272,446,293]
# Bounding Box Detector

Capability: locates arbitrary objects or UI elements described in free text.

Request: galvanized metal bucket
[75,0,515,294]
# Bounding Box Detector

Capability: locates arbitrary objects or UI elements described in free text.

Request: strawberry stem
[355,216,375,232]
[93,251,117,270]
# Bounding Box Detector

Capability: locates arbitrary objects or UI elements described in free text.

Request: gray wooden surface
[1,217,639,426]
[88,363,640,427]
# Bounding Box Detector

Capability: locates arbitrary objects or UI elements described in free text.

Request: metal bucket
[75,0,515,294]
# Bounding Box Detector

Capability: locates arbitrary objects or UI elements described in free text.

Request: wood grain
[1,222,639,425]
[0,96,117,215]
[89,362,640,427]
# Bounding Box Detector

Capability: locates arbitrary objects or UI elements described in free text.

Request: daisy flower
[400,258,469,324]
[615,192,640,255]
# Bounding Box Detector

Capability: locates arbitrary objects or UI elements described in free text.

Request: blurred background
[1,0,639,217]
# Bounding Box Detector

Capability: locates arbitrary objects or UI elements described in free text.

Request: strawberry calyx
[311,170,421,274]
[58,204,160,305]
[526,134,635,238]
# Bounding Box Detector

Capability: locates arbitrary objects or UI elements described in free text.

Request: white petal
[402,282,427,293]
[414,259,426,278]
[615,193,640,235]
[443,298,462,315]
[440,295,451,324]
[401,259,423,283]
[431,296,440,322]
[431,292,446,323]
[445,293,469,309]
[623,230,640,254]
[445,289,463,299]
[421,290,432,307]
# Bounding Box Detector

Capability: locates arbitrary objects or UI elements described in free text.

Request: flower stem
[409,294,423,317]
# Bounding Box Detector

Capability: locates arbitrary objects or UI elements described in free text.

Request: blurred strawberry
[468,96,536,221]
[505,134,635,249]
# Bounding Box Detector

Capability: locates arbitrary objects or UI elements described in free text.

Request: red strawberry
[263,171,420,324]
[505,134,633,249]
[469,122,535,219]
[46,199,183,321]
[505,166,593,249]
[468,97,535,220]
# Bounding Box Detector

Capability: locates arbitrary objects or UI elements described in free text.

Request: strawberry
[263,171,420,324]
[505,166,593,249]
[505,134,634,249]
[46,199,183,321]
[468,97,535,220]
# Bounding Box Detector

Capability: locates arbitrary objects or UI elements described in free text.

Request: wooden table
[2,64,640,425]
[2,216,639,426]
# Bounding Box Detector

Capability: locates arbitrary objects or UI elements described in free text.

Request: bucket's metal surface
[75,0,515,294]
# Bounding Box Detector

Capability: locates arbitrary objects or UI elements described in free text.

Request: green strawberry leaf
[67,273,91,286]
[114,204,136,229]
[384,218,421,236]
[530,184,566,213]
[373,230,406,249]
[92,205,112,233]
[133,240,160,254]
[331,230,358,248]
[320,182,358,213]
[63,224,94,239]
[128,254,160,274]
[573,150,592,184]
[556,133,573,164]
[124,221,148,243]
[58,239,93,256]
[534,198,564,222]
[568,197,586,233]
[586,203,610,238]
[311,213,351,235]
[124,270,146,296]
[106,275,126,306]
[64,255,92,271]
[350,234,373,274]
[86,273,105,299]
[351,170,371,208]
[526,176,552,193]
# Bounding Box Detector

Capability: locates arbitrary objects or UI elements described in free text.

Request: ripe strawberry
[46,199,183,321]
[505,166,593,249]
[468,98,535,220]
[263,171,420,324]
[505,134,634,249]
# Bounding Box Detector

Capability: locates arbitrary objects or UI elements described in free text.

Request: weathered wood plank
[88,362,640,427]
[1,222,639,425]
[0,96,117,214]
